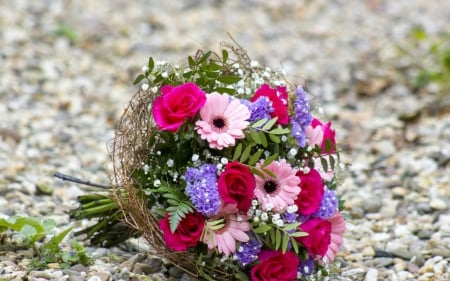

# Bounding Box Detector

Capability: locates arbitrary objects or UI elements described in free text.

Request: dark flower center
[264,180,278,194]
[212,117,226,129]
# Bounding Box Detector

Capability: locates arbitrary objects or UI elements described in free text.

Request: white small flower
[166,159,174,167]
[151,86,158,93]
[156,151,161,155]
[288,148,298,157]
[252,200,259,206]
[265,203,273,211]
[220,157,228,165]
[141,83,149,91]
[275,219,284,227]
[261,212,268,221]
[272,213,280,222]
[281,135,288,142]
[161,71,168,78]
[232,63,240,68]
[306,146,313,152]
[153,179,161,187]
[142,66,149,72]
[216,163,223,170]
[156,60,167,66]
[303,166,310,174]
[192,154,199,161]
[250,60,259,68]
[143,164,150,174]
[253,217,259,223]
[237,88,245,94]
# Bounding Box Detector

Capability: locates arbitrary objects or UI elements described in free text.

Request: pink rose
[296,218,331,257]
[251,84,289,125]
[159,211,204,251]
[152,82,206,132]
[306,118,336,154]
[295,168,324,215]
[251,250,299,281]
[218,162,255,213]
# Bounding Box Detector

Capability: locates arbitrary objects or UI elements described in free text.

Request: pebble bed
[1,1,449,280]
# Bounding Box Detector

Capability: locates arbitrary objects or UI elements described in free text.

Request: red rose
[295,168,324,215]
[251,84,289,125]
[251,250,299,281]
[159,211,205,251]
[218,162,255,213]
[306,118,336,154]
[296,218,331,257]
[152,82,206,132]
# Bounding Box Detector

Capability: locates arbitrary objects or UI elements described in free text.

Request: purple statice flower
[290,86,312,147]
[184,164,220,216]
[234,232,262,267]
[246,96,273,123]
[313,188,338,219]
[298,255,315,276]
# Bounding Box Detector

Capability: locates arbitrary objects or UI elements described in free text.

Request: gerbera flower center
[213,215,231,234]
[263,179,278,194]
[212,116,227,131]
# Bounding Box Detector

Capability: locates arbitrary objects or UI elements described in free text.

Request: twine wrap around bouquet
[111,44,346,281]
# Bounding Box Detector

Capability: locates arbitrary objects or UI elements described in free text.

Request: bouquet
[111,44,346,281]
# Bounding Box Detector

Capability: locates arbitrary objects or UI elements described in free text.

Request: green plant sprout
[0,216,91,270]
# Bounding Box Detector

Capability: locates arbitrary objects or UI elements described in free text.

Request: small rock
[365,268,378,281]
[133,260,161,275]
[429,198,448,211]
[362,197,382,213]
[373,257,394,267]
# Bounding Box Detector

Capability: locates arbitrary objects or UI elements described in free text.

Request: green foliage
[0,216,91,270]
[401,26,450,94]
[54,22,78,44]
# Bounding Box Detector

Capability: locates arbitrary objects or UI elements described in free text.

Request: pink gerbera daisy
[323,212,346,263]
[203,214,250,256]
[254,159,301,212]
[195,93,250,150]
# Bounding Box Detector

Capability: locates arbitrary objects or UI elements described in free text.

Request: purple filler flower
[290,86,312,147]
[248,96,273,123]
[298,255,315,276]
[313,188,338,219]
[234,232,262,266]
[184,164,220,216]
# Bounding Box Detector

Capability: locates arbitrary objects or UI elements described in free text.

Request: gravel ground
[1,1,449,280]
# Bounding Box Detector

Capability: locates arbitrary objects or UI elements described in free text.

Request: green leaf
[262,117,278,131]
[199,51,212,64]
[216,75,242,84]
[281,235,289,253]
[261,167,276,178]
[259,132,268,148]
[320,157,328,172]
[250,167,265,179]
[235,271,250,281]
[290,231,308,238]
[222,49,229,64]
[262,153,278,168]
[42,226,73,253]
[282,222,300,232]
[249,128,261,144]
[329,155,336,170]
[268,133,280,143]
[214,87,235,94]
[269,128,290,135]
[239,145,252,163]
[248,149,264,166]
[290,237,299,254]
[253,224,271,234]
[233,143,243,161]
[148,57,154,73]
[251,118,268,129]
[188,56,196,69]
[275,229,281,250]
[133,74,146,85]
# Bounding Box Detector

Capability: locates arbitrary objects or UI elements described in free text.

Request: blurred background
[0,0,449,280]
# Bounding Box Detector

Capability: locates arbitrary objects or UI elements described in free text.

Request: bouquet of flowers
[111,44,346,281]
